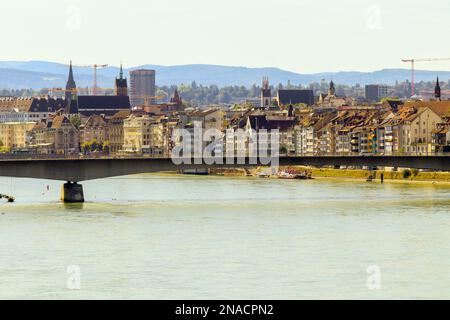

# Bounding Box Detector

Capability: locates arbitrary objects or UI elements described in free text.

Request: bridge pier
[61,181,84,203]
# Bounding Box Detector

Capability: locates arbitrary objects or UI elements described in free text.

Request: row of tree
[2,79,449,107]
[81,139,111,155]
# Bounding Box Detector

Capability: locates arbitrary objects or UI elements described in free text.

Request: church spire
[65,60,77,101]
[66,60,76,89]
[119,63,124,79]
[435,75,441,101]
[114,63,128,97]
[328,80,336,96]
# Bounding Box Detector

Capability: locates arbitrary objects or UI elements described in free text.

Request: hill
[0,60,449,89]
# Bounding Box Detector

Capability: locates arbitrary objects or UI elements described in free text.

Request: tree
[102,141,111,154]
[81,142,90,155]
[89,139,100,152]
[70,115,82,130]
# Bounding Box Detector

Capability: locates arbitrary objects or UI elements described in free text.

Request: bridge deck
[0,156,448,181]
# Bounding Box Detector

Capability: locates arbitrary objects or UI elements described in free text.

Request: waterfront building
[180,109,225,132]
[80,115,109,147]
[0,122,36,149]
[122,115,165,155]
[28,115,79,155]
[294,112,336,156]
[130,69,156,107]
[377,105,443,155]
[432,123,450,153]
[107,110,130,154]
[80,110,130,154]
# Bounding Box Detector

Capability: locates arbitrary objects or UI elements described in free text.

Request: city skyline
[1,0,450,73]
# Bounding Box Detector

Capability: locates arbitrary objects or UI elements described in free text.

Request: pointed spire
[171,88,182,106]
[68,60,74,84]
[65,60,77,101]
[435,74,441,101]
[329,80,336,96]
[119,63,124,79]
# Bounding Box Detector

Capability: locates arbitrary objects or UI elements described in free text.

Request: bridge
[0,156,448,202]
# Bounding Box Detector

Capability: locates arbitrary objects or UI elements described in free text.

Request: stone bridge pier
[61,181,85,203]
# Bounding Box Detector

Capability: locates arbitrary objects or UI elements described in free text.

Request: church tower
[170,89,182,106]
[328,80,336,97]
[435,76,441,101]
[261,77,271,109]
[66,60,77,101]
[65,61,79,114]
[114,64,128,96]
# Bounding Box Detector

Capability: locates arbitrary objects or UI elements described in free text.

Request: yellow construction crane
[401,58,450,96]
[48,87,115,96]
[72,63,109,95]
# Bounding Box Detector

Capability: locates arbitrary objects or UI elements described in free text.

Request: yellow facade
[0,122,35,149]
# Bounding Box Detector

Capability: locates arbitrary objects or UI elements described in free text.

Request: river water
[0,174,449,299]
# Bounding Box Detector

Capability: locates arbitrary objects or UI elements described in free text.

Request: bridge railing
[0,153,449,161]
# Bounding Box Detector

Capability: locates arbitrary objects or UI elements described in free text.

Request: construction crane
[401,58,450,97]
[73,63,109,95]
[48,87,115,96]
[59,63,109,95]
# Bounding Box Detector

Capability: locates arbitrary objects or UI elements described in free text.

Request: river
[0,175,449,299]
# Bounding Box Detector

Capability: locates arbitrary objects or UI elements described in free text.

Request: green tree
[89,139,100,152]
[81,142,90,155]
[70,115,82,130]
[102,141,111,154]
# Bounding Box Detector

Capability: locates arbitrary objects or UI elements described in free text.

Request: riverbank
[208,167,450,185]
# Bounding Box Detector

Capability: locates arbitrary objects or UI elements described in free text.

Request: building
[294,112,336,156]
[123,115,165,155]
[0,97,67,122]
[28,115,79,155]
[261,77,272,109]
[180,109,225,132]
[114,64,128,97]
[0,122,36,149]
[76,96,131,117]
[107,110,130,154]
[80,115,108,146]
[377,105,444,155]
[432,123,450,153]
[365,85,388,103]
[317,81,353,108]
[277,90,314,107]
[64,64,131,116]
[130,69,156,107]
[80,110,130,154]
[65,61,79,114]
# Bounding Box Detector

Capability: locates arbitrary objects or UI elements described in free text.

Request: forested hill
[1,60,450,89]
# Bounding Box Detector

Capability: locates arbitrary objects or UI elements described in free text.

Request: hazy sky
[1,0,450,73]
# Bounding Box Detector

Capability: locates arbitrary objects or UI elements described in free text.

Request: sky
[1,0,450,73]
